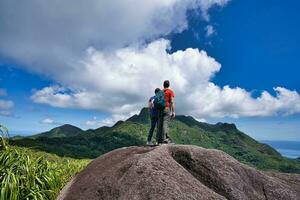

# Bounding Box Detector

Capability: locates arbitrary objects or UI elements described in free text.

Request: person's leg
[152,116,158,143]
[156,110,163,144]
[162,107,170,142]
[147,116,157,142]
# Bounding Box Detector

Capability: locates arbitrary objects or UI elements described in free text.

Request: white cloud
[84,114,130,127]
[2,0,300,122]
[85,117,99,127]
[31,39,220,115]
[0,89,15,117]
[0,100,13,110]
[31,39,300,120]
[0,110,14,117]
[205,25,216,37]
[40,118,62,125]
[186,85,300,118]
[41,118,54,124]
[195,117,207,123]
[0,0,229,75]
[196,0,231,21]
[1,0,231,121]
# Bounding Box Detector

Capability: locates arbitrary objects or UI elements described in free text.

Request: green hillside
[30,124,83,139]
[11,108,300,173]
[0,145,90,200]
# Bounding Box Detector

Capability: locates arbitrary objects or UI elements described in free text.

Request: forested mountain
[11,108,300,173]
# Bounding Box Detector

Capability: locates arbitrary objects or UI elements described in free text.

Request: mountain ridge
[30,124,83,138]
[11,107,300,173]
[29,108,240,138]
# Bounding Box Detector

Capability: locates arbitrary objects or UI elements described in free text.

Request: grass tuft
[0,124,90,200]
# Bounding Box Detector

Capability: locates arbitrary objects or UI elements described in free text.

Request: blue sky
[0,0,300,141]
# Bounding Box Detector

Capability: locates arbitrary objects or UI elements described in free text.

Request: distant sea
[261,140,300,159]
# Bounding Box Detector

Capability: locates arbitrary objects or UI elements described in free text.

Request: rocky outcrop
[57,145,300,200]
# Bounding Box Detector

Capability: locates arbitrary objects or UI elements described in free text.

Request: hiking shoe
[162,140,169,144]
[146,141,154,146]
[163,138,175,145]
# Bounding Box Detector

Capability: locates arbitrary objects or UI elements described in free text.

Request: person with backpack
[156,80,175,144]
[146,88,160,146]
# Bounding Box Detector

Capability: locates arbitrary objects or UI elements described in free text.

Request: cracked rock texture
[57,145,300,200]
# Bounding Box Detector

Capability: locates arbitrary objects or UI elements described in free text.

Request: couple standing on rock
[147,80,175,146]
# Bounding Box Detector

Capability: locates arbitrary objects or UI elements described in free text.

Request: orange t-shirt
[164,88,175,108]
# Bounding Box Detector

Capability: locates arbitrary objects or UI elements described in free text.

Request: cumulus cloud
[0,0,229,75]
[40,118,62,125]
[0,0,231,121]
[186,85,300,118]
[84,114,130,127]
[0,100,13,110]
[31,39,220,115]
[0,99,14,117]
[0,88,15,117]
[2,0,300,122]
[0,110,14,117]
[84,117,100,127]
[31,39,300,119]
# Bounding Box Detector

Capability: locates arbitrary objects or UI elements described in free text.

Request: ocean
[261,140,300,159]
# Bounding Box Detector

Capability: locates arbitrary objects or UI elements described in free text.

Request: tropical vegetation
[0,125,90,200]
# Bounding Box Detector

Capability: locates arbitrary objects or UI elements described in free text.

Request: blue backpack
[154,90,166,110]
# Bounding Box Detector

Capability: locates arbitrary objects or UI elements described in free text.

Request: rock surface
[57,145,300,200]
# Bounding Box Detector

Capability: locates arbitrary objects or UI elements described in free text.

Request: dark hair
[154,88,160,94]
[163,80,170,88]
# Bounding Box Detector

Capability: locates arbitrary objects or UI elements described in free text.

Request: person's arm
[170,96,175,118]
[148,100,153,109]
[148,98,154,109]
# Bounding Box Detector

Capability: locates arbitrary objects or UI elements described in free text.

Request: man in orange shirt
[156,80,175,144]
